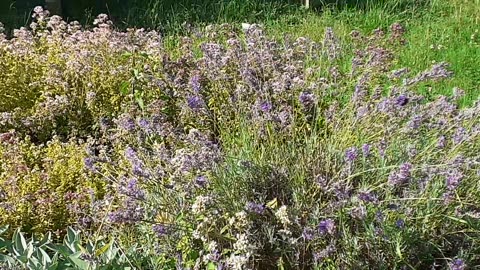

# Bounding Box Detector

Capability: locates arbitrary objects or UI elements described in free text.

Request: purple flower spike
[318,219,335,235]
[375,211,385,223]
[389,162,412,186]
[153,224,169,237]
[345,147,358,162]
[398,163,412,179]
[362,144,371,157]
[446,170,463,190]
[450,259,466,270]
[187,95,204,110]
[437,135,447,149]
[84,157,97,172]
[260,101,272,112]
[190,74,201,93]
[119,117,136,131]
[396,94,409,106]
[358,191,377,203]
[125,147,138,162]
[395,219,405,229]
[246,202,265,214]
[125,178,146,200]
[299,91,316,108]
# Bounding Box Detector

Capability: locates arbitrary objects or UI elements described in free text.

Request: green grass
[260,0,479,105]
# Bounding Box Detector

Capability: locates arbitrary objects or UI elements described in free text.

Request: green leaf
[66,227,78,244]
[266,198,278,209]
[395,239,403,259]
[47,262,60,270]
[207,262,216,270]
[121,52,133,59]
[135,96,145,110]
[38,232,52,247]
[220,224,229,235]
[13,229,27,255]
[119,81,130,95]
[27,257,41,269]
[0,225,9,235]
[69,252,89,270]
[37,247,52,265]
[0,238,12,249]
[65,227,81,253]
[55,244,74,257]
[26,242,34,259]
[86,240,95,254]
[17,255,28,264]
[95,238,114,257]
[277,257,285,270]
[0,253,16,265]
[444,215,468,224]
[133,68,140,79]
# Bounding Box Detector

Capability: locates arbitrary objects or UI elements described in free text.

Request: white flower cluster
[233,233,253,253]
[191,195,211,214]
[227,254,250,270]
[275,205,291,227]
[228,210,249,230]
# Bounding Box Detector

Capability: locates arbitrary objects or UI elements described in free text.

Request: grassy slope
[264,0,479,105]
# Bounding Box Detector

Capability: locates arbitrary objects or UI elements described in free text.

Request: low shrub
[0,135,105,236]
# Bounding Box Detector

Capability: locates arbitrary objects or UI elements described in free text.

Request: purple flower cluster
[123,178,146,200]
[152,224,169,237]
[187,95,205,110]
[246,202,265,215]
[446,170,463,191]
[345,147,358,162]
[318,219,335,235]
[108,199,145,224]
[84,157,97,172]
[260,101,272,112]
[124,147,149,177]
[361,144,371,157]
[302,227,315,241]
[388,162,413,186]
[358,191,378,203]
[449,259,466,270]
[396,94,409,106]
[195,175,208,188]
[299,91,316,109]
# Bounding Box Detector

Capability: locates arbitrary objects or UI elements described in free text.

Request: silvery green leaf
[0,225,8,235]
[13,229,27,256]
[68,251,90,270]
[38,232,52,247]
[0,254,15,265]
[37,246,52,266]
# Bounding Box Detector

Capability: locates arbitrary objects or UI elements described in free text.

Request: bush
[0,135,105,236]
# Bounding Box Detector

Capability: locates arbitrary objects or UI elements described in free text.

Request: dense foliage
[1,6,479,269]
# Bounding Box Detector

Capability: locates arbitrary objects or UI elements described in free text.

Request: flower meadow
[1,6,480,270]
